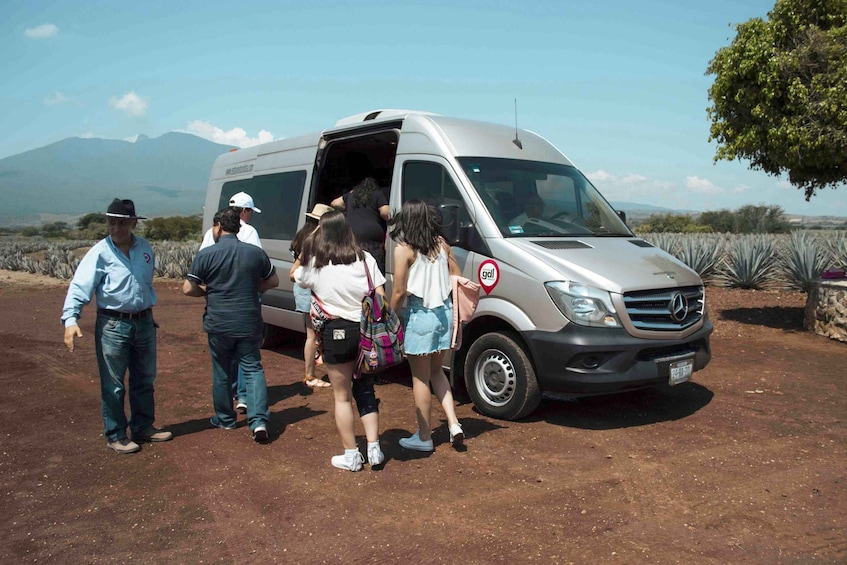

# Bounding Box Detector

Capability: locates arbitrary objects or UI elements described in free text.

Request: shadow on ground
[720,306,805,331]
[523,382,714,430]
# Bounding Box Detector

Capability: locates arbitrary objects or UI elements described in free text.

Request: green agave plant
[780,231,832,292]
[675,234,725,284]
[821,233,847,270]
[715,235,781,290]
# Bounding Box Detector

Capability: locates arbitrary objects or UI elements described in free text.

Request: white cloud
[124,135,140,143]
[620,173,647,184]
[44,91,68,105]
[732,183,750,194]
[585,169,614,182]
[182,120,274,148]
[79,132,95,139]
[25,23,59,39]
[684,176,723,195]
[109,91,148,117]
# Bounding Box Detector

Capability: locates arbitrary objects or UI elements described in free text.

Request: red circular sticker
[478,259,499,295]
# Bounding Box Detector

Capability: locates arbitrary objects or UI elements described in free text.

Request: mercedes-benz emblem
[669,292,689,322]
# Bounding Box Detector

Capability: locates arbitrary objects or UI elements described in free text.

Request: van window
[402,161,469,225]
[220,171,308,240]
[457,157,630,237]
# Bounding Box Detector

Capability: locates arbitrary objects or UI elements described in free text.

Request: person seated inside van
[509,194,545,226]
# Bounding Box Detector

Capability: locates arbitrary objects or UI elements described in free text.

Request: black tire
[463,331,541,420]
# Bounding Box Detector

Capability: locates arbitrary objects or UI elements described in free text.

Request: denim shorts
[403,295,453,356]
[293,283,311,313]
[320,318,360,364]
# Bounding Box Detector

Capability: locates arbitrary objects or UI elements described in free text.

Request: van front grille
[623,286,704,331]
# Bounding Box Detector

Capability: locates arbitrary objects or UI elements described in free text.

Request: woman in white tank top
[389,200,465,452]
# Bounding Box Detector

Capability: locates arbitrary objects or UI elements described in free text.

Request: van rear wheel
[464,331,541,421]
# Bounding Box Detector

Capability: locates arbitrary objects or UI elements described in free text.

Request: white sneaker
[331,450,364,472]
[367,444,385,466]
[449,423,464,448]
[252,425,269,442]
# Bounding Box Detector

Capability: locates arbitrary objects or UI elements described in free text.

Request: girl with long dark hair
[293,210,386,471]
[389,200,464,451]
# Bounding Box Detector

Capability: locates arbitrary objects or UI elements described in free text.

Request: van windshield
[457,157,632,238]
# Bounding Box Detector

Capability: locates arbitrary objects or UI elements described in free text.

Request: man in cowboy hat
[62,198,172,454]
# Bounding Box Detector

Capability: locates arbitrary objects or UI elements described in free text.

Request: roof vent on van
[334,109,439,127]
[629,239,654,248]
[532,240,592,250]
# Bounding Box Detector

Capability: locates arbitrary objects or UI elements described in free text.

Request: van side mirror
[439,204,461,245]
[616,210,627,224]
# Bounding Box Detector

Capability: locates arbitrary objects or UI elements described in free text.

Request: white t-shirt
[294,252,386,322]
[199,220,261,250]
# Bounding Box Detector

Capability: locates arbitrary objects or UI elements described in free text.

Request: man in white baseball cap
[200,192,262,250]
[229,191,262,214]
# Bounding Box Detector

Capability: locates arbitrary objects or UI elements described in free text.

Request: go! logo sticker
[478,259,499,295]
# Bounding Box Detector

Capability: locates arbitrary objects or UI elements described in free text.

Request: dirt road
[1,274,845,563]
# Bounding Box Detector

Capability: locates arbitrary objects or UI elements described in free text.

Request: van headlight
[545,281,621,328]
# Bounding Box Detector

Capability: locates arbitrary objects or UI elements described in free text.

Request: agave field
[0,237,199,281]
[1,232,846,291]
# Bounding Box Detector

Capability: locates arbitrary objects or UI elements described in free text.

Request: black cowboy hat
[106,198,146,219]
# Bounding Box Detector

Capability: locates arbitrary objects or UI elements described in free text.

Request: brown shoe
[107,438,141,454]
[135,426,173,442]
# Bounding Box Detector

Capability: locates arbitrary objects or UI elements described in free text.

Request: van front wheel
[464,332,541,421]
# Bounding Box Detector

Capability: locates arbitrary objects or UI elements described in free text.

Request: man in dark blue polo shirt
[183,208,279,442]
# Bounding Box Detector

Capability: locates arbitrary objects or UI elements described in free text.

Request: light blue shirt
[62,235,157,327]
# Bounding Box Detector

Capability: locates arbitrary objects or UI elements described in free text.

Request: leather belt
[97,308,152,320]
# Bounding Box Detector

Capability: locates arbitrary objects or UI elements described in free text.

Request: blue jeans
[232,368,247,404]
[233,294,263,403]
[207,333,269,431]
[94,314,157,442]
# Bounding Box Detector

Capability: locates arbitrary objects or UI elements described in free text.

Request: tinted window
[457,157,631,237]
[402,161,469,225]
[220,171,307,240]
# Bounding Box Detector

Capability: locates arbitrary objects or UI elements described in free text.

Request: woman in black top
[331,177,390,275]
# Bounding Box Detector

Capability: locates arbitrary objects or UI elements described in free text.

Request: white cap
[229,191,261,213]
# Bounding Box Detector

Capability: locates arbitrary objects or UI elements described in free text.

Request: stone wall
[805,280,847,343]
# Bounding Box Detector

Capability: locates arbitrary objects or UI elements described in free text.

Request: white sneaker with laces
[449,423,464,447]
[331,450,364,472]
[367,443,385,466]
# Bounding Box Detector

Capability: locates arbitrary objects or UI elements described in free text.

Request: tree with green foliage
[634,213,713,234]
[732,204,791,234]
[706,0,847,200]
[77,213,107,230]
[41,221,71,238]
[142,215,202,241]
[697,209,736,233]
[72,212,109,240]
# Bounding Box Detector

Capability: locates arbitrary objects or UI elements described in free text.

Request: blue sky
[3,0,844,217]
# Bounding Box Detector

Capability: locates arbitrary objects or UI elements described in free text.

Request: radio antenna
[512,98,523,149]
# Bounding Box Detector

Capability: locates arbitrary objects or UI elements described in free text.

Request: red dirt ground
[1,271,845,564]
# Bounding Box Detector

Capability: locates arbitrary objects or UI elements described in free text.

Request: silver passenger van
[203,109,712,420]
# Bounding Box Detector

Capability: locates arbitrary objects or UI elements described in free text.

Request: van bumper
[521,319,713,395]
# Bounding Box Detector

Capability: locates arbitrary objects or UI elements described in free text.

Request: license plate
[669,359,693,385]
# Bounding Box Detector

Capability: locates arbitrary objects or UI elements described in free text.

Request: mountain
[0,133,235,226]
